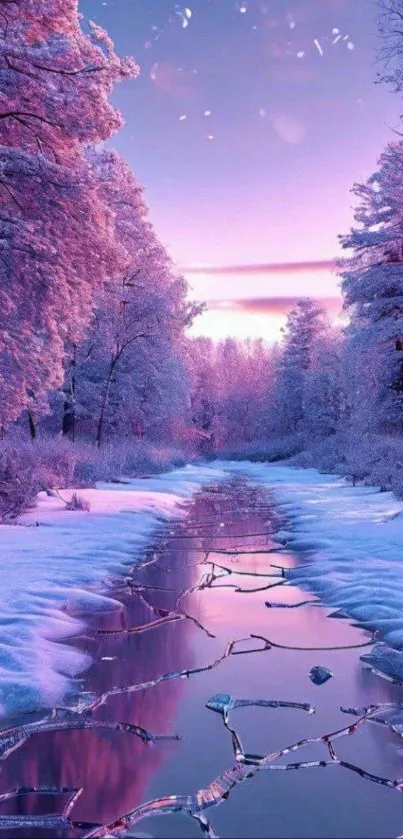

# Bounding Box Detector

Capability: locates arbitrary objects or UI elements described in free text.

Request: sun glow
[188,307,287,342]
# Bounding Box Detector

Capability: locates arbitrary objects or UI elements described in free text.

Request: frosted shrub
[65,492,91,512]
[0,447,42,521]
[217,433,305,463]
[0,437,78,521]
[290,435,344,473]
[0,433,191,520]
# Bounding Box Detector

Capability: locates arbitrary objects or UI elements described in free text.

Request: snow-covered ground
[218,460,403,668]
[0,464,226,717]
[5,457,403,718]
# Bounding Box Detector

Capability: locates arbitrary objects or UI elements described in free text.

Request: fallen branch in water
[132,587,216,640]
[0,787,101,833]
[68,636,273,714]
[83,763,256,839]
[97,613,185,635]
[209,549,279,556]
[0,710,181,760]
[234,579,289,594]
[202,558,281,578]
[164,530,274,542]
[265,599,322,609]
[0,815,102,833]
[83,703,403,839]
[250,632,373,652]
[206,693,315,724]
[0,786,82,807]
[341,703,403,736]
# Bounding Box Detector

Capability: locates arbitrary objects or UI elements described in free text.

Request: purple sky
[81,0,400,339]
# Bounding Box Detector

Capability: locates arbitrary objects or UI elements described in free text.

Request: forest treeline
[2,0,403,516]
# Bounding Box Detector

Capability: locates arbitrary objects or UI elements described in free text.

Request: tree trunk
[62,401,75,439]
[62,345,77,441]
[95,358,117,448]
[27,411,36,441]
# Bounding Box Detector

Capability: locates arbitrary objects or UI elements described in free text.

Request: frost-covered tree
[302,328,344,441]
[1,0,137,155]
[377,0,403,93]
[339,142,403,430]
[61,150,200,446]
[186,337,219,455]
[0,0,138,429]
[186,337,276,453]
[271,299,329,434]
[213,339,274,447]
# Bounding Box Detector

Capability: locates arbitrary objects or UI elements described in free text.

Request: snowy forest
[6,4,403,837]
[2,0,403,518]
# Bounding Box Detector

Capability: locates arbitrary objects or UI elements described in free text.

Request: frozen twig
[206,693,315,724]
[0,710,180,759]
[250,632,373,652]
[70,636,272,714]
[265,599,321,609]
[0,786,82,806]
[97,613,186,635]
[82,704,403,839]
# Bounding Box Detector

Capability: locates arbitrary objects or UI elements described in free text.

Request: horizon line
[181,259,338,275]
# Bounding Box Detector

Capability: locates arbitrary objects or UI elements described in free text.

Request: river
[0,476,403,838]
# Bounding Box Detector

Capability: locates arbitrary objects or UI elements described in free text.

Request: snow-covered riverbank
[4,457,403,719]
[219,460,403,668]
[0,464,226,717]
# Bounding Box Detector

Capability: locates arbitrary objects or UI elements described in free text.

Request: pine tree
[272,299,328,434]
[339,142,403,430]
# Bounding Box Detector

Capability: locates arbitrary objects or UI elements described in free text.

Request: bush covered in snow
[217,433,305,464]
[287,433,403,497]
[216,431,403,499]
[0,434,189,521]
[64,492,91,512]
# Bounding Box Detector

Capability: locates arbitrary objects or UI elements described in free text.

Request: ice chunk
[309,665,333,685]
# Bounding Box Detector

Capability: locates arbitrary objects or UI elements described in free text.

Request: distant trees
[270,300,329,435]
[187,337,277,453]
[302,328,344,440]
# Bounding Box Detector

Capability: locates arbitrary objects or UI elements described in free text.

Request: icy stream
[1,477,403,837]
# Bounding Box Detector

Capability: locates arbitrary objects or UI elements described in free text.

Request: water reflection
[1,478,403,838]
[0,546,194,832]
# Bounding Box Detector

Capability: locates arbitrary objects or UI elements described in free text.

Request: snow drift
[0,464,226,717]
[218,460,403,680]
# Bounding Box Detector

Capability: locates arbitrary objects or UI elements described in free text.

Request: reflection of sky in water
[143,488,403,838]
[0,559,193,826]
[1,483,403,837]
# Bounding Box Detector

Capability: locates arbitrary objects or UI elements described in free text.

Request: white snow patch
[0,464,226,717]
[216,460,403,656]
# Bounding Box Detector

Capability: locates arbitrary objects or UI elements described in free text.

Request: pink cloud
[182,259,338,274]
[204,295,342,316]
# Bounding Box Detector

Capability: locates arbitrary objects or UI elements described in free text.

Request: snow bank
[6,455,403,716]
[0,464,226,717]
[217,460,403,668]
